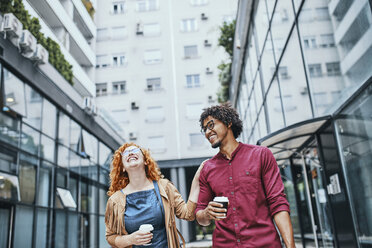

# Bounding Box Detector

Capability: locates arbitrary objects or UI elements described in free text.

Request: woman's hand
[128,230,153,246]
[194,159,208,181]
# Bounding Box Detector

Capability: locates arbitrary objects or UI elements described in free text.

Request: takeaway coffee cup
[139,224,154,246]
[213,196,229,218]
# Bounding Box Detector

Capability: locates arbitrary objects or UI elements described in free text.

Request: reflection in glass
[0,207,10,248]
[260,34,277,90]
[19,156,36,204]
[99,216,106,248]
[13,205,33,247]
[266,78,284,132]
[0,111,20,147]
[40,134,55,162]
[55,211,67,248]
[0,172,20,201]
[35,208,48,248]
[20,124,40,155]
[99,142,112,168]
[99,188,108,215]
[68,212,79,248]
[253,0,270,55]
[42,99,57,138]
[24,84,42,129]
[99,167,110,186]
[298,0,345,116]
[3,68,26,116]
[337,84,372,246]
[58,111,70,146]
[0,145,17,174]
[57,144,69,168]
[37,163,51,207]
[278,28,312,125]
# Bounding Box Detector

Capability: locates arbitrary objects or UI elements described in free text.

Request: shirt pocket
[239,169,259,195]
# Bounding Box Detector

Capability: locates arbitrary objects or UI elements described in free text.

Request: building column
[170,168,181,230]
[178,167,190,242]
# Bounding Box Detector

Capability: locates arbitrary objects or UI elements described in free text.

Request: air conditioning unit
[300,86,308,95]
[136,23,143,35]
[208,95,214,103]
[131,101,139,110]
[91,104,98,116]
[235,39,241,49]
[29,44,49,64]
[201,13,208,20]
[83,97,92,112]
[19,30,37,55]
[206,67,213,75]
[129,132,137,140]
[1,13,23,38]
[204,39,212,47]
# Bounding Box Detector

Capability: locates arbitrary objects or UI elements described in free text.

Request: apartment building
[231,0,372,247]
[94,0,237,241]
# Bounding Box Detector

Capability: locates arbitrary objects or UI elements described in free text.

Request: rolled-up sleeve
[261,147,290,217]
[195,166,213,215]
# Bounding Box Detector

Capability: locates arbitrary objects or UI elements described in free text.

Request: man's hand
[196,201,227,226]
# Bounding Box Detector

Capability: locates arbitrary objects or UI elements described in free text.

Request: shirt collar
[217,142,243,160]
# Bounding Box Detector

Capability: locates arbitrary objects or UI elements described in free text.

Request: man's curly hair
[199,103,243,138]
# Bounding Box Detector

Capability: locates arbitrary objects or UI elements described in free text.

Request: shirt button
[233,208,236,211]
[237,239,240,242]
[235,224,237,227]
[229,177,232,180]
[246,171,249,175]
[229,162,231,165]
[231,192,234,195]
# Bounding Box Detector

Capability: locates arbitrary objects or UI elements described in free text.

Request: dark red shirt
[196,143,290,248]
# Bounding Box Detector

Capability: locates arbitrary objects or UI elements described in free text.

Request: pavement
[185,239,212,248]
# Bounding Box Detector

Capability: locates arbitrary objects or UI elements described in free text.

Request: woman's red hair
[107,142,162,196]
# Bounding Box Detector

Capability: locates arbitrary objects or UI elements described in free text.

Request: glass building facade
[0,34,119,247]
[232,0,372,247]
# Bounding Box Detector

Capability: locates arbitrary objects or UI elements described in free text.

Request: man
[196,104,295,248]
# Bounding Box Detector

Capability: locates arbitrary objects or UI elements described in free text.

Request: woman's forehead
[124,145,138,151]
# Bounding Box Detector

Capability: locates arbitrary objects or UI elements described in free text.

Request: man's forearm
[196,209,211,226]
[273,211,295,248]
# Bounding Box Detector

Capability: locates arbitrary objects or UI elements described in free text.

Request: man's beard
[211,140,221,148]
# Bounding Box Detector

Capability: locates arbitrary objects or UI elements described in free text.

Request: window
[308,64,322,77]
[112,54,126,66]
[146,78,161,91]
[299,8,312,22]
[315,7,330,21]
[313,92,328,107]
[326,62,341,76]
[189,133,205,146]
[190,0,208,6]
[278,66,289,79]
[148,136,165,152]
[320,34,335,47]
[186,103,203,119]
[180,19,197,32]
[112,26,127,40]
[96,28,109,42]
[136,0,158,12]
[144,50,162,64]
[112,81,126,94]
[146,106,164,122]
[303,36,317,49]
[282,95,296,111]
[144,23,160,36]
[184,45,198,58]
[96,55,110,68]
[96,83,107,96]
[112,1,125,14]
[186,74,200,88]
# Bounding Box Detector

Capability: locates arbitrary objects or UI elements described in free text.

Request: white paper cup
[139,224,153,245]
[213,196,229,218]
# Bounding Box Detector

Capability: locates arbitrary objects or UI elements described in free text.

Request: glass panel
[278,27,312,125]
[99,142,112,168]
[69,174,78,206]
[99,167,110,185]
[0,172,20,201]
[0,111,20,147]
[41,99,56,137]
[257,107,268,137]
[35,208,48,248]
[254,0,270,55]
[19,154,37,204]
[260,34,276,90]
[266,78,284,132]
[82,130,98,163]
[90,214,97,247]
[58,111,70,146]
[0,207,10,248]
[37,161,52,207]
[271,0,295,60]
[13,205,33,247]
[254,75,264,110]
[20,124,40,155]
[40,134,55,162]
[0,145,17,174]
[69,120,80,150]
[337,84,372,246]
[68,212,79,248]
[99,216,106,248]
[57,144,69,168]
[81,181,90,212]
[24,84,42,129]
[99,188,108,215]
[249,28,259,74]
[3,68,26,117]
[55,211,67,248]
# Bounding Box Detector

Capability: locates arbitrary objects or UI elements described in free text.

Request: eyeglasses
[121,147,142,157]
[201,120,215,135]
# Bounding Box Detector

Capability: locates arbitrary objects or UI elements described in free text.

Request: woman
[105,142,204,248]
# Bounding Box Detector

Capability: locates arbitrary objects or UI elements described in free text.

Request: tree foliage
[216,20,235,103]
